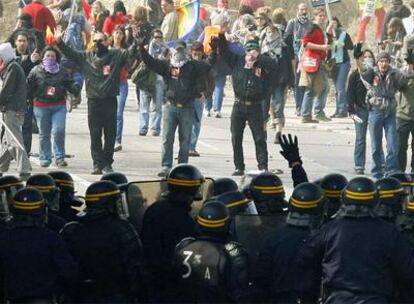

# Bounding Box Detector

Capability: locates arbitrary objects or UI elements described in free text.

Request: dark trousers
[397,118,414,172]
[22,104,33,155]
[231,101,268,171]
[87,97,117,169]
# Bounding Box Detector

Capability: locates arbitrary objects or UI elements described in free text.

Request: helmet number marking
[182,250,193,278]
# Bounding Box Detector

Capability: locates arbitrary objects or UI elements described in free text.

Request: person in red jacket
[102,0,128,36]
[22,0,56,39]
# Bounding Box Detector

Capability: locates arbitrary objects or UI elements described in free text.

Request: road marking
[198,140,219,151]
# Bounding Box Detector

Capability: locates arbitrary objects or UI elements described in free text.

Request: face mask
[95,42,108,57]
[170,50,189,68]
[364,57,374,68]
[298,15,308,24]
[42,57,60,74]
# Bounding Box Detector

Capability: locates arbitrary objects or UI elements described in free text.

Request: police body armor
[175,237,245,303]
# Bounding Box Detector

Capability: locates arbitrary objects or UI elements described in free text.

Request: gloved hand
[279,134,302,168]
[350,114,363,124]
[353,42,363,59]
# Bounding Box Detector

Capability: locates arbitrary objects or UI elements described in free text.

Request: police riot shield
[234,214,286,264]
[125,178,215,231]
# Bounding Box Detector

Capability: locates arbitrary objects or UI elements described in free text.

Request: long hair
[111,0,126,20]
[40,45,62,63]
[111,25,127,49]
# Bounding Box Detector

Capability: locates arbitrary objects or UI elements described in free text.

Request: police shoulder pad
[176,237,197,249]
[60,221,84,237]
[224,241,248,257]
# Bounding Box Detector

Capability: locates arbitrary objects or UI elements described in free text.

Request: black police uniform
[253,182,324,303]
[216,34,276,173]
[0,188,77,303]
[298,177,414,303]
[320,173,348,220]
[61,181,144,303]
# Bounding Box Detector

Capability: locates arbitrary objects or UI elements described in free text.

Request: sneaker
[274,132,281,144]
[91,167,102,175]
[56,159,68,168]
[158,167,170,178]
[139,130,147,136]
[302,116,319,123]
[19,172,31,181]
[295,109,301,117]
[330,113,348,118]
[114,144,122,152]
[149,130,160,136]
[102,165,114,174]
[188,150,200,157]
[315,113,332,122]
[232,169,245,176]
[215,112,222,118]
[204,110,211,117]
[40,160,51,168]
[354,168,364,175]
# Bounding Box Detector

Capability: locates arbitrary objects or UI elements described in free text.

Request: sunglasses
[154,36,163,39]
[93,39,105,43]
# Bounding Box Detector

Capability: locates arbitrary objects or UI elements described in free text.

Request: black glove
[279,134,302,168]
[210,36,218,54]
[353,42,363,59]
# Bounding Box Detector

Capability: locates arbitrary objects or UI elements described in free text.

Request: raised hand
[279,134,302,168]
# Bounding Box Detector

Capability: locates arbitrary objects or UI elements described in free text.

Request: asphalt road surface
[22,81,376,196]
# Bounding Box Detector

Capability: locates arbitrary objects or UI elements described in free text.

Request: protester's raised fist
[30,49,40,63]
[279,134,302,168]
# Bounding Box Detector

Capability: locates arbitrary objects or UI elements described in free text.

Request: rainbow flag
[177,0,200,42]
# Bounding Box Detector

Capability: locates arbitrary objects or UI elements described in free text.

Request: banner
[363,0,376,17]
[310,0,340,7]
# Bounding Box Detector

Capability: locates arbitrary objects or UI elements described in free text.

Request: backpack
[131,61,157,94]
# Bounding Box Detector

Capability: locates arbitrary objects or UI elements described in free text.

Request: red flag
[80,0,91,19]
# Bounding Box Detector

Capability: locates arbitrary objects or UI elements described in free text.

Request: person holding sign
[356,0,386,43]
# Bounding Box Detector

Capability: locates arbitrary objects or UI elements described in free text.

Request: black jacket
[27,65,80,103]
[0,60,27,113]
[57,40,138,99]
[297,216,414,300]
[217,34,276,103]
[140,47,205,105]
[7,27,45,55]
[174,236,250,303]
[347,69,368,114]
[0,223,77,301]
[61,213,144,301]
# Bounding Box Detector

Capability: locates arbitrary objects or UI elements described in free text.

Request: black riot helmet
[320,173,348,219]
[249,172,286,214]
[11,187,45,219]
[406,195,414,216]
[213,177,238,196]
[389,172,414,196]
[48,171,75,193]
[167,164,204,196]
[85,180,121,214]
[197,200,231,238]
[287,183,324,228]
[342,177,377,207]
[26,174,60,212]
[0,175,24,211]
[375,177,405,221]
[216,190,250,216]
[101,172,128,190]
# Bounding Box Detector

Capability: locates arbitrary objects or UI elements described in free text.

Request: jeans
[161,102,195,169]
[353,106,369,170]
[209,75,226,112]
[368,110,398,178]
[271,85,287,127]
[22,103,33,154]
[301,79,329,117]
[116,80,128,144]
[190,98,204,151]
[33,105,67,162]
[231,101,268,171]
[334,61,351,116]
[0,111,31,174]
[139,79,164,133]
[397,118,414,172]
[88,97,117,169]
[294,68,304,113]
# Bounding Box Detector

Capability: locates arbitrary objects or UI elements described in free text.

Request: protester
[7,13,45,54]
[22,0,56,39]
[55,30,140,175]
[356,0,385,43]
[0,42,31,180]
[381,0,410,41]
[28,45,80,168]
[299,8,331,123]
[160,0,178,43]
[102,0,128,37]
[328,17,353,118]
[89,0,109,33]
[231,5,254,34]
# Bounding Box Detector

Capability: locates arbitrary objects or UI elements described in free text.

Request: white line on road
[198,139,219,151]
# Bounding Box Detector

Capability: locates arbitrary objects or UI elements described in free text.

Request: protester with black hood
[55,29,140,175]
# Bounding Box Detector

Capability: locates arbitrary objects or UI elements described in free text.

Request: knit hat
[244,39,260,50]
[376,51,391,63]
[0,43,16,64]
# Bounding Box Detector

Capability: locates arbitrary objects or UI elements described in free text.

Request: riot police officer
[320,173,348,220]
[213,177,239,196]
[217,190,252,216]
[48,171,83,222]
[400,196,414,245]
[61,180,144,303]
[375,177,405,223]
[253,182,324,303]
[173,200,250,302]
[298,177,414,303]
[0,188,77,303]
[141,164,204,302]
[26,173,66,232]
[101,172,128,187]
[0,175,24,229]
[249,172,288,215]
[389,172,414,197]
